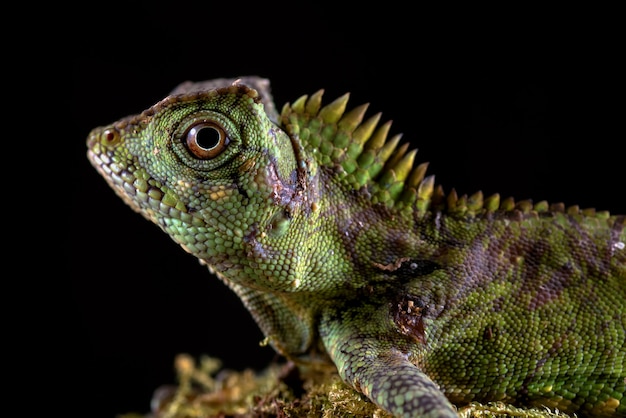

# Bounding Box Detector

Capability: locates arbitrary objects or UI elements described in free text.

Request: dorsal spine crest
[280,89,616,220]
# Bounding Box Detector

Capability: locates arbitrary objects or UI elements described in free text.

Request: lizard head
[86,82,304,283]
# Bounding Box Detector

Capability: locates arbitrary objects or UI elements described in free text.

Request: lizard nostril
[102,128,121,146]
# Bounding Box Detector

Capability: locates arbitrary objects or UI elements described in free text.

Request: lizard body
[86,76,625,417]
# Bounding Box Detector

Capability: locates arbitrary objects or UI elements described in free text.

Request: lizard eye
[184,121,230,159]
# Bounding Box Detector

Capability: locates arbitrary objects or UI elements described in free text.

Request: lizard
[86,76,625,418]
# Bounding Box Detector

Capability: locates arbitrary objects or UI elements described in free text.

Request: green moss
[117,355,574,418]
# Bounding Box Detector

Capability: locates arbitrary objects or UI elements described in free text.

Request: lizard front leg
[319,304,457,418]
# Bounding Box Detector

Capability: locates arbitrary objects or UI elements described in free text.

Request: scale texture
[86,76,625,417]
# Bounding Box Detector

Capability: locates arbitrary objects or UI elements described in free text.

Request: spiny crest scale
[280,89,430,212]
[277,88,614,220]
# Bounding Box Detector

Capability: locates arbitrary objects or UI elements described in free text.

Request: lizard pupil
[185,121,229,159]
[196,126,220,149]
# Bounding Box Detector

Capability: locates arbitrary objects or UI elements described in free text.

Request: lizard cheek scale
[87,76,626,418]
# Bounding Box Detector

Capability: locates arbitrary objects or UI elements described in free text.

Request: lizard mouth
[87,127,192,228]
[86,128,183,221]
[86,138,145,217]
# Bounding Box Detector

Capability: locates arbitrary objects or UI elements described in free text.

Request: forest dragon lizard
[86,76,625,417]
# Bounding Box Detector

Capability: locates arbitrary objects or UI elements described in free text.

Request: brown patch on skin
[530,261,578,310]
[372,257,411,271]
[263,155,321,219]
[483,326,493,340]
[243,223,266,260]
[432,219,505,306]
[393,298,427,345]
[516,216,610,311]
[491,295,506,313]
[266,158,296,207]
[523,241,571,310]
[238,156,256,173]
[461,217,571,312]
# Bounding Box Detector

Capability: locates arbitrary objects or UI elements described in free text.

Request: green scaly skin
[86,76,626,418]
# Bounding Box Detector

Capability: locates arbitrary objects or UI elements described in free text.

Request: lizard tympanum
[86,76,625,418]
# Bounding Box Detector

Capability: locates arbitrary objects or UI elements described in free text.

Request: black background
[71,5,623,417]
